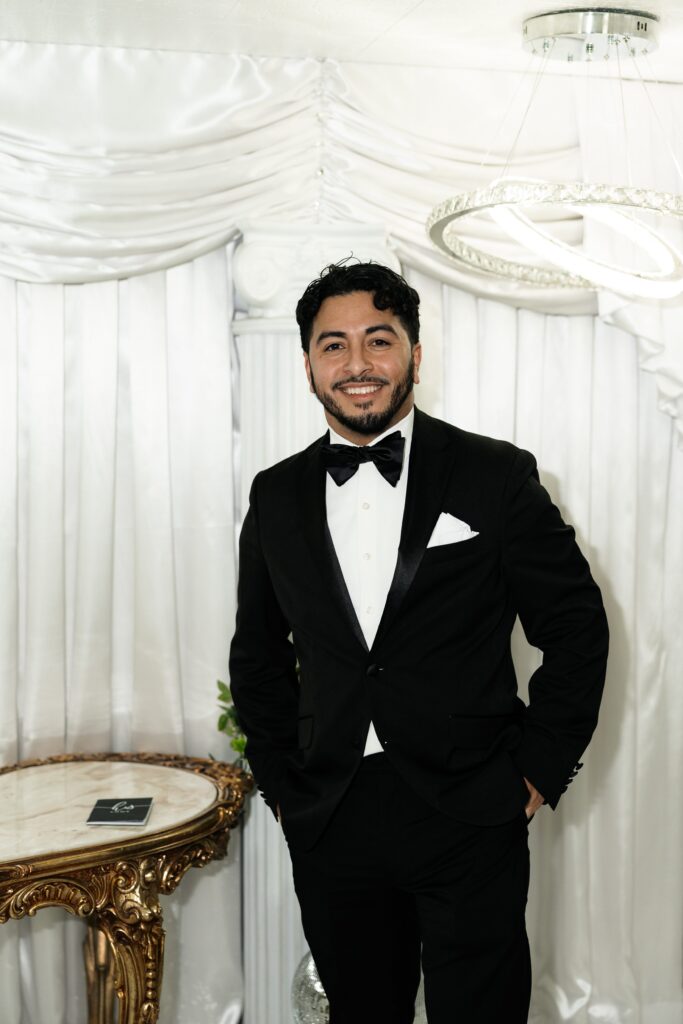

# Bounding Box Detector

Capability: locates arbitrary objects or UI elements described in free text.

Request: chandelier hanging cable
[427,8,683,299]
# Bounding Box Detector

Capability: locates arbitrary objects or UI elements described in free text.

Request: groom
[229,261,609,1023]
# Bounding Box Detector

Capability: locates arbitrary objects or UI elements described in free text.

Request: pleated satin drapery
[0,247,243,1024]
[0,43,580,302]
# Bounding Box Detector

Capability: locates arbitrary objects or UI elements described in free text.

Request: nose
[343,340,372,378]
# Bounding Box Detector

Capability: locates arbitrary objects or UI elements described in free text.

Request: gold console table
[0,752,252,1024]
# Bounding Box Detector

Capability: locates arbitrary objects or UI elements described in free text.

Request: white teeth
[342,385,381,395]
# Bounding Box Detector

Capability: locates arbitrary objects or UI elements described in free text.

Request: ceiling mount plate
[522,7,659,61]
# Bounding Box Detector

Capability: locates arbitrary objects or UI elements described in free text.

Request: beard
[309,355,416,437]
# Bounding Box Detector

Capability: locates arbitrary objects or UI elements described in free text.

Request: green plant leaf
[215,678,249,769]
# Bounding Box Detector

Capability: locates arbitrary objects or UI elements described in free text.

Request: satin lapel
[373,409,457,649]
[298,437,369,653]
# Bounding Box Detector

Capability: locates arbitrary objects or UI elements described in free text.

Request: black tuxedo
[229,408,609,853]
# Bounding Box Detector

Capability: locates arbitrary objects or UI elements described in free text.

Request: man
[229,261,608,1024]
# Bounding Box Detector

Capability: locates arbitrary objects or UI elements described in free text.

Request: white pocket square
[427,512,479,548]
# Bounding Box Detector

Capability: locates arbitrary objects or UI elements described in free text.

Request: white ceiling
[2,1,683,81]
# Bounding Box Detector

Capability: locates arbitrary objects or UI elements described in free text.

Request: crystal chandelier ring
[427,179,683,297]
[426,8,683,299]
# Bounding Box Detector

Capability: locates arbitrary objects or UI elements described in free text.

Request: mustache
[333,376,389,389]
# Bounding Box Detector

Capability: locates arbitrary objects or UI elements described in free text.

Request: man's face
[304,290,421,444]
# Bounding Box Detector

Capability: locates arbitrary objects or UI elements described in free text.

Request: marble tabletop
[0,761,218,864]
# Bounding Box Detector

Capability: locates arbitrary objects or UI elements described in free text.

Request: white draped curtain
[0,37,682,1024]
[0,247,243,1024]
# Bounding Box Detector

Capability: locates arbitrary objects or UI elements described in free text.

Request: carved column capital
[233,222,400,332]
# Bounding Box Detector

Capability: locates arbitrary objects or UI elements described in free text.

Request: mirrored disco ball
[291,951,427,1024]
[291,952,329,1024]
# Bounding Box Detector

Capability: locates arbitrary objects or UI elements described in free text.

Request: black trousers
[288,753,531,1024]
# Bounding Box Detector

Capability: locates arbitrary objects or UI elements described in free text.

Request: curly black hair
[295,260,420,353]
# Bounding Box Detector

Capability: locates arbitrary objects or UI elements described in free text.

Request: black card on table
[86,798,153,826]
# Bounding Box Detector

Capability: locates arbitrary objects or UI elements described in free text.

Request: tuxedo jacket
[229,408,609,851]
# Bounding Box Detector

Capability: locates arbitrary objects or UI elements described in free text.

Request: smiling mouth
[337,383,384,396]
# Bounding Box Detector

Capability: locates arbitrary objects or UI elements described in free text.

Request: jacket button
[366,664,382,676]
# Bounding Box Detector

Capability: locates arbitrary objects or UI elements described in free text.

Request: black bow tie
[321,431,406,487]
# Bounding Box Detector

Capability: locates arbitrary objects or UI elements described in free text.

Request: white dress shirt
[325,407,414,755]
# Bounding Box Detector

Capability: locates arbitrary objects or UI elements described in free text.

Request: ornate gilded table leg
[84,921,117,1024]
[93,859,166,1024]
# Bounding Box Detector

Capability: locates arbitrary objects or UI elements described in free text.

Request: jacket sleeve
[502,449,609,808]
[229,474,299,817]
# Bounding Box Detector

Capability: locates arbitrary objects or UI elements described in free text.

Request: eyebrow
[314,323,399,345]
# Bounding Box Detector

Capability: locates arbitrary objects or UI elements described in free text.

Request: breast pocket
[423,532,486,562]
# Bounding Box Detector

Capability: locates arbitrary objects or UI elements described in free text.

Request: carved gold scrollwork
[156,834,228,895]
[76,857,167,1021]
[109,860,161,925]
[0,876,96,923]
[96,897,165,1024]
[0,861,32,883]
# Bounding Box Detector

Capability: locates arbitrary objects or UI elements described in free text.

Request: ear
[412,343,422,385]
[303,351,315,393]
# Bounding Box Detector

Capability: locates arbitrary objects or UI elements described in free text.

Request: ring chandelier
[427,9,683,299]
